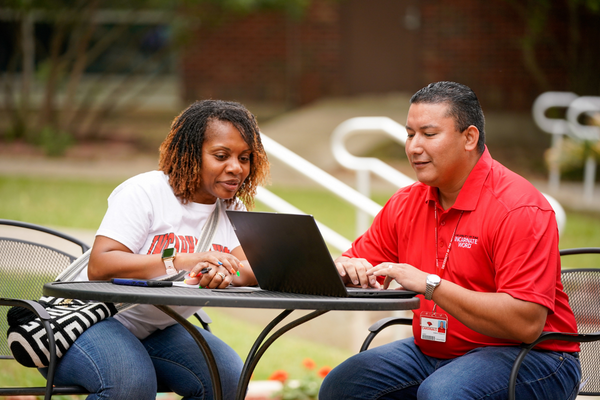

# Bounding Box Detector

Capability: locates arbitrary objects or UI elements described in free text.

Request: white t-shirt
[79,170,244,339]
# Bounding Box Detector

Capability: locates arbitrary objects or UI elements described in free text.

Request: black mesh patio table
[44,281,420,400]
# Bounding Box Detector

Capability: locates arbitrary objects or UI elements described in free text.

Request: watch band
[424,283,435,300]
[163,257,177,276]
[161,247,178,276]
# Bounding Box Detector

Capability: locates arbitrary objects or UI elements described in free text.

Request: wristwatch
[424,274,441,300]
[161,247,178,276]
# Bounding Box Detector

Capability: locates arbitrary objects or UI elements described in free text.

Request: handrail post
[356,169,371,237]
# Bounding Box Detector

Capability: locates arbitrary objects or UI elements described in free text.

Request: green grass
[0,175,393,235]
[0,173,598,269]
[0,174,599,267]
[560,210,600,248]
[557,210,600,269]
[195,309,352,380]
[0,175,118,229]
[1,173,599,393]
[0,361,64,398]
[1,173,598,255]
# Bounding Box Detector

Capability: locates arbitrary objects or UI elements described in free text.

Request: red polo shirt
[344,147,579,358]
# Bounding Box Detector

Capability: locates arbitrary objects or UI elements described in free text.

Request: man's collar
[425,146,492,211]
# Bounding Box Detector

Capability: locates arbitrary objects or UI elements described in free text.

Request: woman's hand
[183,251,243,288]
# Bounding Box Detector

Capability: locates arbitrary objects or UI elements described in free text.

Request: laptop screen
[226,210,416,298]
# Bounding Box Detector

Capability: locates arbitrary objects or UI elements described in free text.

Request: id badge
[420,311,448,342]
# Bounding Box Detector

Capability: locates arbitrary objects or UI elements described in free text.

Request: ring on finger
[217,272,226,280]
[388,265,393,269]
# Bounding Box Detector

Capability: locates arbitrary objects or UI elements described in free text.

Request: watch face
[162,247,176,258]
[428,274,441,285]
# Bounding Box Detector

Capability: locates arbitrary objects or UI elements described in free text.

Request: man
[319,82,581,400]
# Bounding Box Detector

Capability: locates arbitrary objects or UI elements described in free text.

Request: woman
[48,100,269,399]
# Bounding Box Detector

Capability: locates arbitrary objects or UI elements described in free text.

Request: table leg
[235,309,329,400]
[154,305,223,400]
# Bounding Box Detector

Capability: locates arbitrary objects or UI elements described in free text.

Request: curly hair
[158,100,270,209]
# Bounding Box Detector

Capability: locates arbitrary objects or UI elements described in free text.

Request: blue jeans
[319,338,581,400]
[40,317,243,400]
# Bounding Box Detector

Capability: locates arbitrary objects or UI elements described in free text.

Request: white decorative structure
[532,92,578,192]
[566,96,600,204]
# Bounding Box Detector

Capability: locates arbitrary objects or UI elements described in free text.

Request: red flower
[268,370,289,383]
[302,358,316,370]
[317,366,332,378]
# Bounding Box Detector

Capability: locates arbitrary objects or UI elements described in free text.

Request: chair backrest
[0,219,89,359]
[560,248,600,396]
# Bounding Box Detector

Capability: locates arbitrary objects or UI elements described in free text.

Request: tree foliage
[505,0,600,95]
[0,0,311,155]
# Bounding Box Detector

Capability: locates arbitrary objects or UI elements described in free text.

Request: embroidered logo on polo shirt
[454,235,478,249]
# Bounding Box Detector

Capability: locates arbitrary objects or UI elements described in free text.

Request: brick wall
[181,1,342,107]
[417,0,575,111]
[181,11,288,103]
[180,0,598,112]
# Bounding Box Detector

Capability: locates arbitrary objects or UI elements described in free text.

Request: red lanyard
[434,207,464,278]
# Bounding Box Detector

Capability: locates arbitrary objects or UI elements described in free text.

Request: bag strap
[55,248,91,282]
[194,199,222,254]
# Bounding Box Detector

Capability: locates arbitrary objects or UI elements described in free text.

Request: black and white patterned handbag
[7,296,117,368]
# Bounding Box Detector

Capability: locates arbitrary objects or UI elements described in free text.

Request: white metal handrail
[259,134,382,217]
[330,117,567,236]
[331,117,414,236]
[256,133,384,253]
[255,186,352,252]
[331,117,413,188]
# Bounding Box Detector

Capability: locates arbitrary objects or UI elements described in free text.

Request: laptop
[226,210,417,298]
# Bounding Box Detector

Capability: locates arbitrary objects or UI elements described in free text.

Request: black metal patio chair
[0,219,211,399]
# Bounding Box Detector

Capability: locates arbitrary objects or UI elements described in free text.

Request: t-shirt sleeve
[96,180,154,254]
[492,206,560,312]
